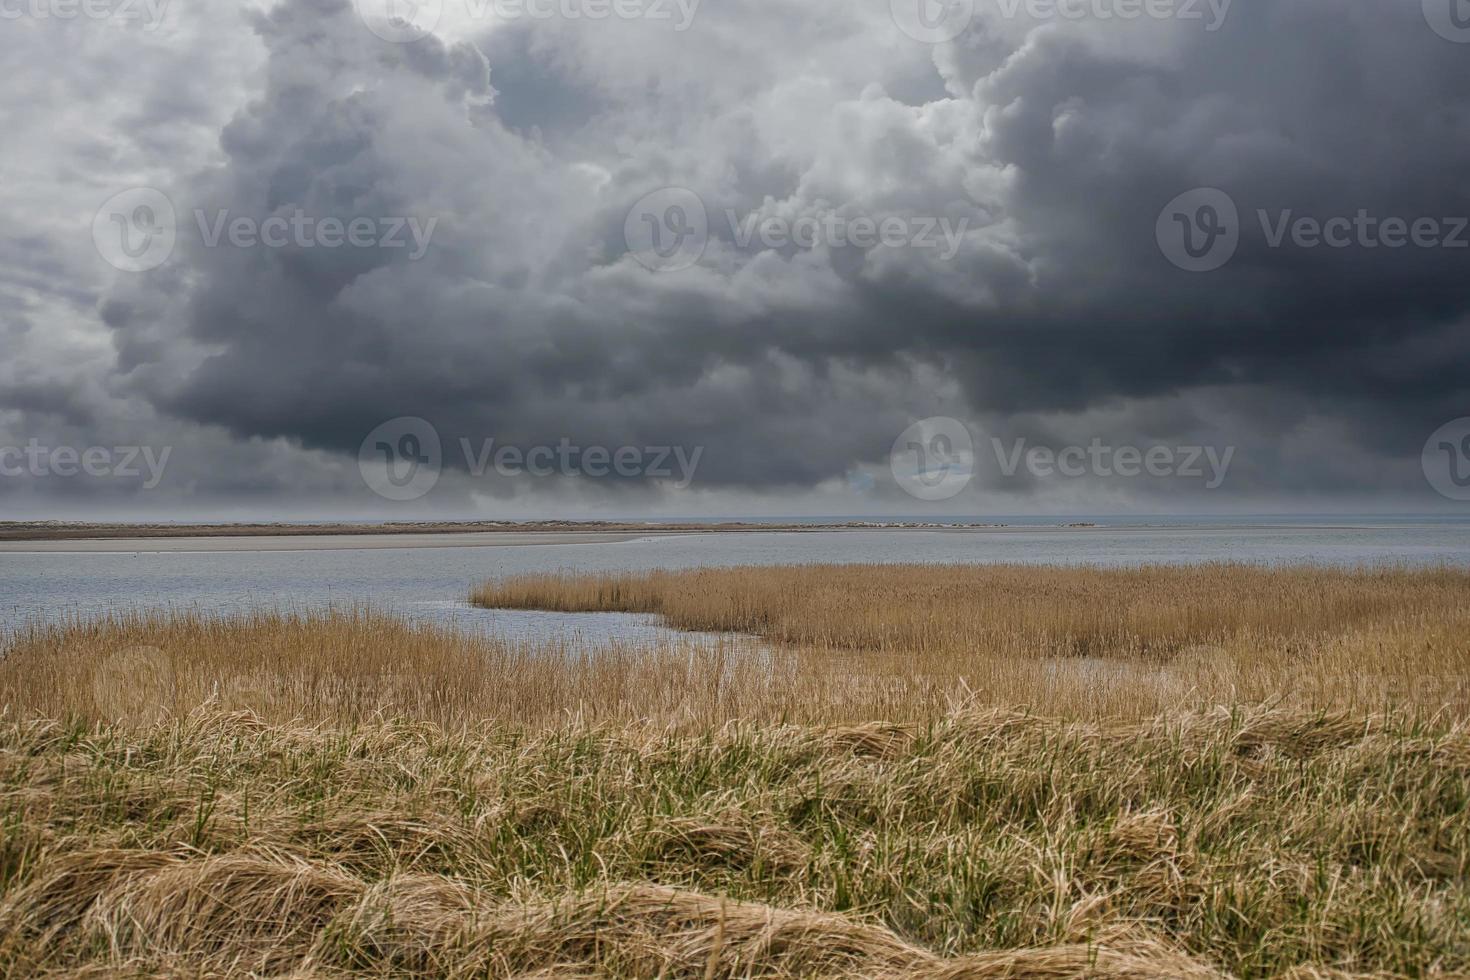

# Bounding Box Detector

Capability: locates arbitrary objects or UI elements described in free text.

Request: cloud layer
[3,0,1469,516]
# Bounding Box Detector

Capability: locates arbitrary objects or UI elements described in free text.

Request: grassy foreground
[0,564,1468,976]
[1,706,1467,977]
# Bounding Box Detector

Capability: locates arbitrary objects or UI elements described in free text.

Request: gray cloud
[3,0,1469,515]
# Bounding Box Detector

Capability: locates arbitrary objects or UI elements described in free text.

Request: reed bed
[472,563,1470,720]
[0,610,790,730]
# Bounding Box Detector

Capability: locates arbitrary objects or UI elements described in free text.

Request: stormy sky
[2,0,1469,518]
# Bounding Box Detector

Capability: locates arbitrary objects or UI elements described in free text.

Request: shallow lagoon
[4,519,1470,646]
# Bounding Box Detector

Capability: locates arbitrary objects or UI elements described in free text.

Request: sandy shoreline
[0,519,1010,544]
[0,531,678,553]
[0,521,1430,554]
[0,520,1013,552]
[0,527,1023,554]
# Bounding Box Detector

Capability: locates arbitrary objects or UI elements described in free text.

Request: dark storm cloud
[26,0,1470,509]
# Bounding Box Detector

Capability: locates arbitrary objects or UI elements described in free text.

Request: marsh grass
[472,563,1470,720]
[0,609,784,730]
[2,564,1469,976]
[1,706,1468,977]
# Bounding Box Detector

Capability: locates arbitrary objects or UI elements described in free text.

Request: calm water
[3,519,1470,645]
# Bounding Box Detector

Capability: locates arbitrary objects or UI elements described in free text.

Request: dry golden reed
[0,607,806,730]
[3,564,1466,730]
[472,562,1470,721]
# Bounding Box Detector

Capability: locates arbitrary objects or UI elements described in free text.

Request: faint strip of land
[0,519,1008,544]
[0,531,671,553]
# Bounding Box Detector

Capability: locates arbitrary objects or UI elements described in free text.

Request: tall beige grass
[0,609,784,730]
[3,564,1467,732]
[472,563,1470,720]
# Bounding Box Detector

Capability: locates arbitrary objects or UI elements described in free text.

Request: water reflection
[407,600,752,651]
